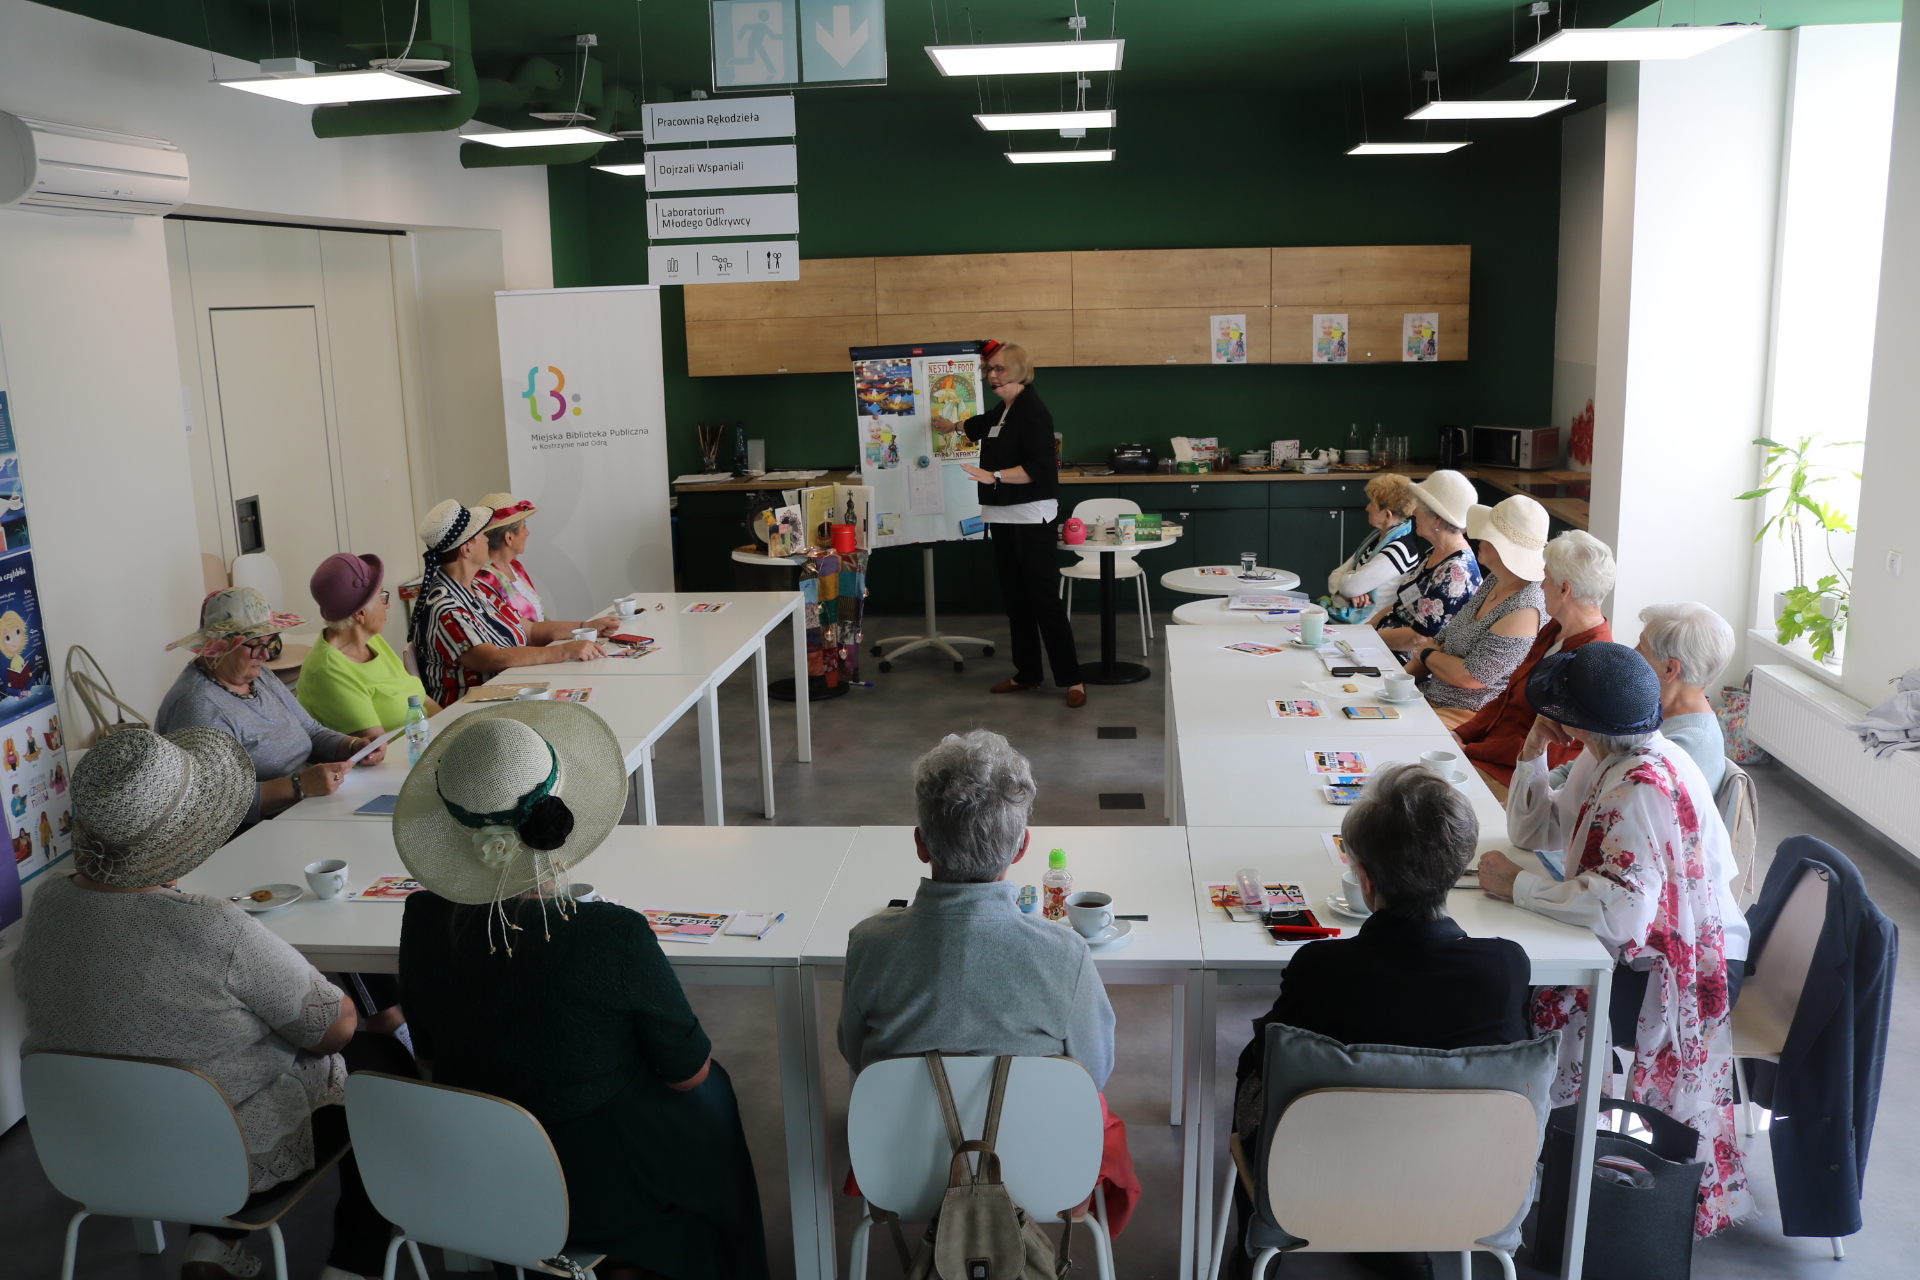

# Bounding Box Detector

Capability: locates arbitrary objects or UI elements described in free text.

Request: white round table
[1056,535,1181,684]
[1171,598,1277,625]
[1160,565,1301,595]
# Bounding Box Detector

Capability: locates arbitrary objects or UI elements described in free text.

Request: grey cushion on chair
[1254,1024,1560,1253]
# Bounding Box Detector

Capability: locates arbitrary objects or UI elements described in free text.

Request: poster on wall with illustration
[0,333,77,933]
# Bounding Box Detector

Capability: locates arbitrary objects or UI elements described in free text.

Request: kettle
[1063,516,1088,545]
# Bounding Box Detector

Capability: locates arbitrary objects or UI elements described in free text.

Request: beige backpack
[870,1053,1075,1280]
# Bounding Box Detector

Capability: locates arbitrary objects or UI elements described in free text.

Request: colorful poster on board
[1402,312,1439,362]
[1211,314,1248,364]
[1313,313,1349,363]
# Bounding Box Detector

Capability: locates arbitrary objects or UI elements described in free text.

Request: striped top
[416,574,525,706]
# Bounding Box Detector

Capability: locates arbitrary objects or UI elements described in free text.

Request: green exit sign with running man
[710,0,887,91]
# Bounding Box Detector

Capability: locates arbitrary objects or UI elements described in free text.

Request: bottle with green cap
[1041,847,1072,922]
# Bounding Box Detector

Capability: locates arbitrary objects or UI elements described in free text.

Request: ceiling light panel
[928,40,1124,76]
[975,109,1117,132]
[1006,150,1115,164]
[1407,99,1575,120]
[1347,142,1472,155]
[1512,25,1764,62]
[220,68,457,104]
[592,163,648,176]
[463,126,620,148]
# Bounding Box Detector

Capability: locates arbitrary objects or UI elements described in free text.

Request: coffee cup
[571,627,597,642]
[616,598,641,617]
[1065,890,1115,941]
[1420,749,1459,771]
[1298,608,1326,646]
[304,859,349,901]
[1383,673,1416,700]
[569,882,600,903]
[1339,870,1371,917]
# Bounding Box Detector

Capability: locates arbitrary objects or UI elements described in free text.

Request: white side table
[1056,535,1182,684]
[1160,565,1301,595]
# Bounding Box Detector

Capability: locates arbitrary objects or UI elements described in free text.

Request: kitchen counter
[1467,466,1591,530]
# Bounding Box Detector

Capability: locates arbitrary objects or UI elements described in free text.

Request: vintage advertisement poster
[1402,312,1440,362]
[1312,313,1349,363]
[925,358,981,459]
[850,342,983,549]
[1211,314,1248,364]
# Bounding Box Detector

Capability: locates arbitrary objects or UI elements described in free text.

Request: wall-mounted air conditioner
[0,111,189,216]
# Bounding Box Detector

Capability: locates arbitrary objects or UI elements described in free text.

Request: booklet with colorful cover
[348,876,425,901]
[1208,881,1310,922]
[640,909,733,942]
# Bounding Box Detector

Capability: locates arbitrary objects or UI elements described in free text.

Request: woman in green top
[394,702,768,1280]
[298,552,438,735]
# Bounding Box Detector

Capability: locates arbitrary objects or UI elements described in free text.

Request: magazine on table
[641,908,734,942]
[1208,881,1309,923]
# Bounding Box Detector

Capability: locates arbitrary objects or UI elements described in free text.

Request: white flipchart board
[495,286,671,618]
[852,340,985,549]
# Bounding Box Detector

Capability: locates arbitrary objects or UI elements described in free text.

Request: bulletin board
[850,340,985,549]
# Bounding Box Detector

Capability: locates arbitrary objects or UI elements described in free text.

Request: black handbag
[1530,1099,1704,1280]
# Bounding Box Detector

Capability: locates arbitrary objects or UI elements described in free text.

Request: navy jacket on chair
[1745,836,1898,1238]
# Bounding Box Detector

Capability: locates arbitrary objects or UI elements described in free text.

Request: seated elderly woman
[472,492,546,625]
[1404,494,1547,729]
[1453,530,1616,797]
[1324,472,1423,623]
[12,727,395,1280]
[1633,602,1736,795]
[1372,470,1483,659]
[397,704,767,1280]
[839,729,1141,1234]
[409,499,622,707]
[157,587,386,826]
[1477,643,1751,1238]
[297,551,438,737]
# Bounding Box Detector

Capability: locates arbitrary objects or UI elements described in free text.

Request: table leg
[754,640,775,819]
[1559,965,1613,1280]
[697,683,724,826]
[774,966,836,1280]
[1170,983,1185,1126]
[641,744,658,826]
[1083,553,1152,685]
[132,1221,165,1254]
[791,600,814,764]
[1179,968,1217,1280]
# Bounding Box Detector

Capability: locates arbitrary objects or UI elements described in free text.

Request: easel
[870,544,994,673]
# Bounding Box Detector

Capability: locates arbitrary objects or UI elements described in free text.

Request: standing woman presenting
[954,343,1087,708]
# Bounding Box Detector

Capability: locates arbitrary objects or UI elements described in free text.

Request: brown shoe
[990,678,1041,693]
[1066,685,1087,708]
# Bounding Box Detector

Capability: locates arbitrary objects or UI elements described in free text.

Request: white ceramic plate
[240,883,304,913]
[1084,919,1134,950]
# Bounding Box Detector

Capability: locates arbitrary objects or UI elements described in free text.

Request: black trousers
[990,521,1083,687]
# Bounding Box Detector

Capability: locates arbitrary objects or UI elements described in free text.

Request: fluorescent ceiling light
[220,68,457,105]
[463,126,620,148]
[1006,149,1115,164]
[1513,25,1764,62]
[928,40,1124,77]
[592,163,648,176]
[975,109,1116,132]
[1347,141,1472,155]
[1407,99,1575,120]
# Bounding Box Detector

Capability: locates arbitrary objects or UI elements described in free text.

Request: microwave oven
[1470,425,1560,471]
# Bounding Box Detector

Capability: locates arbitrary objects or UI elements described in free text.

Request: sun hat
[478,493,537,534]
[409,499,493,643]
[168,587,306,653]
[393,704,625,925]
[70,726,257,888]
[1407,469,1477,531]
[1466,494,1550,582]
[1526,642,1663,737]
[310,552,385,623]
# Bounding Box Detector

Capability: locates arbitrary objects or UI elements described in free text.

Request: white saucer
[1325,894,1371,921]
[1290,638,1328,650]
[1083,920,1134,950]
[1379,690,1424,703]
[240,883,304,913]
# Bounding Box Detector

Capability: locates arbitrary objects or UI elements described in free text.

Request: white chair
[23,1051,346,1280]
[846,1055,1114,1280]
[1716,758,1761,907]
[344,1072,604,1279]
[1060,497,1153,656]
[1213,1088,1539,1280]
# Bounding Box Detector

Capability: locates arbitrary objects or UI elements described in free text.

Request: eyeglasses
[378,589,391,606]
[240,636,284,660]
[985,363,1007,373]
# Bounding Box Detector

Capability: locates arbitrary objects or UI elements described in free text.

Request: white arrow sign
[814,4,869,66]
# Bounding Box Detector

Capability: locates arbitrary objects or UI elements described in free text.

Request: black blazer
[961,387,1058,507]
[1235,912,1533,1085]
[1744,837,1898,1238]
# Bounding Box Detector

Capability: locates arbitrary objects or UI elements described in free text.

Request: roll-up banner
[494,287,673,620]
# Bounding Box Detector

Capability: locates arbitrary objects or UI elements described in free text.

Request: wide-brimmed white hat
[417,499,494,558]
[393,704,625,909]
[71,726,257,888]
[1467,494,1550,582]
[168,587,306,653]
[1408,469,1477,531]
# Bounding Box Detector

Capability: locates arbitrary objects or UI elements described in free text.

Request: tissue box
[1133,513,1163,542]
[1176,460,1213,475]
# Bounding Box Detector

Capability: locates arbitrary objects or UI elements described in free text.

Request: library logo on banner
[521,366,583,422]
[649,242,800,284]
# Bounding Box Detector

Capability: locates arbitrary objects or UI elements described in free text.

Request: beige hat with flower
[393,704,625,912]
[477,493,538,534]
[1467,494,1550,582]
[168,587,306,653]
[71,726,257,888]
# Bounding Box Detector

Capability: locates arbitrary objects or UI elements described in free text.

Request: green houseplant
[1736,434,1856,663]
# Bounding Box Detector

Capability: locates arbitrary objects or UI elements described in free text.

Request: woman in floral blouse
[1374,469,1482,659]
[1478,643,1752,1237]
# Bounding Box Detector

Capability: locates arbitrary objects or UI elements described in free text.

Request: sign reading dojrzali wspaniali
[645,143,798,192]
[649,192,799,240]
[648,242,799,284]
[643,95,796,144]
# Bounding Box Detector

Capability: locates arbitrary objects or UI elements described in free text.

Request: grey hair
[1638,602,1735,688]
[1425,512,1466,536]
[1340,762,1479,920]
[914,730,1036,883]
[1543,531,1617,605]
[1582,730,1657,758]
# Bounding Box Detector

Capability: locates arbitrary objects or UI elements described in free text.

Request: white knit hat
[71,726,257,888]
[1467,494,1550,582]
[1409,469,1477,531]
[393,704,625,914]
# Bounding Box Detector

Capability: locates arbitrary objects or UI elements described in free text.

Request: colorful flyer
[855,358,916,415]
[349,876,425,901]
[551,688,595,703]
[1196,566,1231,576]
[682,601,732,614]
[641,908,732,943]
[1324,783,1366,805]
[1306,749,1372,776]
[1313,313,1349,363]
[1403,312,1439,362]
[925,358,981,459]
[1269,699,1324,718]
[1208,881,1310,922]
[1211,314,1249,364]
[1223,641,1290,656]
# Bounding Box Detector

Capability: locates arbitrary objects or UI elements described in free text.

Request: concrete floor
[2,610,1914,1279]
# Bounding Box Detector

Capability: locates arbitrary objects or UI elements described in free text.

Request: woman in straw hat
[11,727,397,1280]
[396,704,768,1280]
[1373,469,1484,661]
[1404,493,1547,729]
[472,492,547,626]
[157,587,388,827]
[409,499,621,709]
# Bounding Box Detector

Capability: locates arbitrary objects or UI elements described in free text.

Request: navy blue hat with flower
[1525,641,1663,736]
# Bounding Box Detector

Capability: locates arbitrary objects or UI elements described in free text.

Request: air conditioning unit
[0,111,189,216]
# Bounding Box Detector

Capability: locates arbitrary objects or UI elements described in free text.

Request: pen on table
[1115,914,1148,921]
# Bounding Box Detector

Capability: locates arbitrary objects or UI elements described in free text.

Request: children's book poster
[1211,314,1248,364]
[1402,312,1439,362]
[1313,313,1349,363]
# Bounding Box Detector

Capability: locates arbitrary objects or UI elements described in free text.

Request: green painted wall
[549,90,1565,479]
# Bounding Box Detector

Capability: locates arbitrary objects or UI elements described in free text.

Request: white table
[177,820,860,1280]
[1182,827,1613,1280]
[1159,565,1301,596]
[278,674,708,826]
[1056,536,1182,685]
[1170,598,1293,626]
[1172,733,1507,830]
[1163,624,1437,740]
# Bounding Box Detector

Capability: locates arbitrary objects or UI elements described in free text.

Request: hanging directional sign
[649,193,801,240]
[649,241,800,284]
[800,0,886,84]
[643,95,796,145]
[712,0,799,89]
[645,143,798,192]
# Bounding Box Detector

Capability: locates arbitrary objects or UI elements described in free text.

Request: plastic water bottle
[404,695,430,768]
[1041,848,1073,922]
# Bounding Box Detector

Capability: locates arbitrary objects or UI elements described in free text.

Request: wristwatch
[993,471,1003,484]
[289,771,305,801]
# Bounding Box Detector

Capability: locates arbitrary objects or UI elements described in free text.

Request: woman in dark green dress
[392,702,768,1280]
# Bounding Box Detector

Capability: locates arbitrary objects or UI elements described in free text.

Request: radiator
[1748,664,1920,859]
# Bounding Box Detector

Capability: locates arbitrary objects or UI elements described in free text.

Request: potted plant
[1736,434,1857,664]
